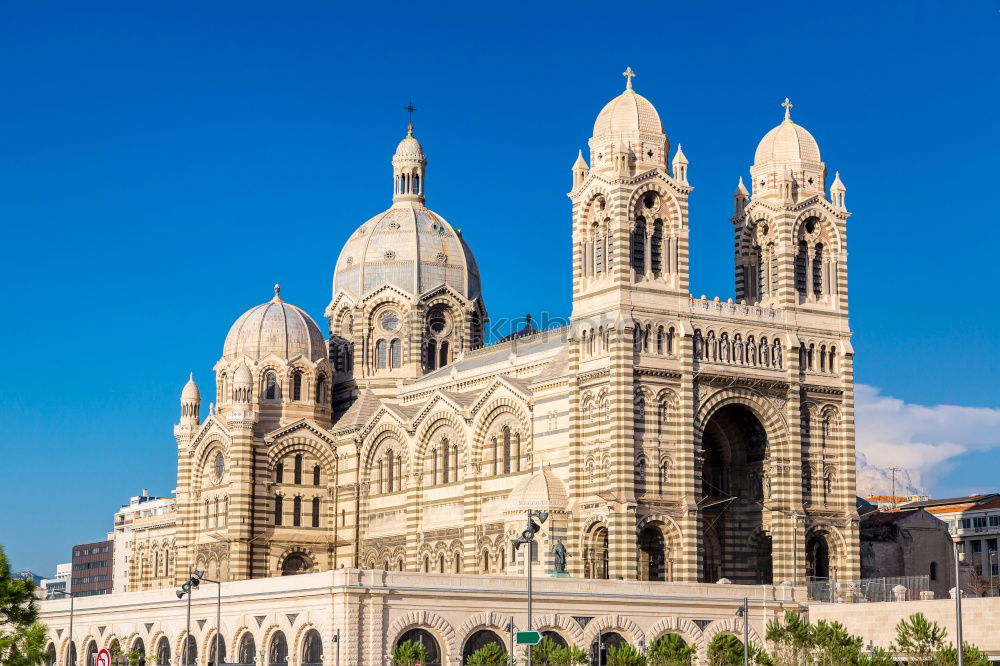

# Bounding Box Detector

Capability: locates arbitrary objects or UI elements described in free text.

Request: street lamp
[511,510,548,666]
[953,542,965,666]
[735,597,749,666]
[175,570,204,666]
[49,589,74,666]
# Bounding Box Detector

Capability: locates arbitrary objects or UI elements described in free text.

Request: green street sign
[516,631,542,646]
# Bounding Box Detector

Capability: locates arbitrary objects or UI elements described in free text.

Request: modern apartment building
[70,539,113,597]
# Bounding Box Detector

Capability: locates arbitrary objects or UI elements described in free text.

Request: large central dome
[333,203,481,300]
[223,285,326,361]
[332,128,482,302]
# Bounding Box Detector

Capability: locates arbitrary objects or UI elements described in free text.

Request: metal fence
[807,575,931,603]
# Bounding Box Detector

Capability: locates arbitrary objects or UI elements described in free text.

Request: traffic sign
[96,649,112,666]
[515,631,542,646]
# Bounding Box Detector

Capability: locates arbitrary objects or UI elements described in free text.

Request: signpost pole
[508,618,514,666]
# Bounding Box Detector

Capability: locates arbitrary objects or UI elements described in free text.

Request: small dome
[593,89,663,138]
[233,363,253,384]
[754,101,821,165]
[223,285,326,361]
[394,131,424,160]
[181,373,200,401]
[506,466,568,512]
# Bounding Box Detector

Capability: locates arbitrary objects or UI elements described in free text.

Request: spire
[272,283,282,302]
[830,171,846,208]
[672,144,688,184]
[781,97,793,122]
[734,176,749,216]
[572,149,589,189]
[735,176,749,196]
[623,66,635,91]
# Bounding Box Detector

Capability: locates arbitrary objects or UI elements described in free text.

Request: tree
[707,634,769,666]
[0,544,47,666]
[894,613,947,663]
[765,611,811,666]
[646,634,696,666]
[466,642,507,666]
[811,619,864,666]
[605,643,646,666]
[528,638,588,666]
[392,640,428,666]
[933,642,991,666]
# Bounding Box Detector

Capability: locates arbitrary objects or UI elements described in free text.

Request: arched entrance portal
[638,525,666,581]
[462,630,504,662]
[590,632,626,666]
[396,628,441,666]
[699,403,771,584]
[806,533,830,580]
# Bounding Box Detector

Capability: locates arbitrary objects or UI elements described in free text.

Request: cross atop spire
[623,66,635,91]
[781,97,793,121]
[404,101,417,135]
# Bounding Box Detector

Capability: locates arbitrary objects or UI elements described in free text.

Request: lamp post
[332,628,339,666]
[175,569,204,666]
[197,576,223,666]
[954,542,964,666]
[735,597,749,666]
[50,589,74,666]
[510,510,548,666]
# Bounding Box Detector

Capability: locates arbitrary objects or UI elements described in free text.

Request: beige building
[859,509,955,599]
[116,69,859,594]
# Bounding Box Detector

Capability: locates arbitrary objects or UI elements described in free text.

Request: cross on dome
[404,101,417,135]
[781,97,793,121]
[622,66,636,91]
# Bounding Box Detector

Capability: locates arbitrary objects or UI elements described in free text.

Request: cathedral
[133,69,860,592]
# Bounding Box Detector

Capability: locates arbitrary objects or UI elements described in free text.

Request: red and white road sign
[96,648,111,666]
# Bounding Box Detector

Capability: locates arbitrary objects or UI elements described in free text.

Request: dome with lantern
[332,126,482,302]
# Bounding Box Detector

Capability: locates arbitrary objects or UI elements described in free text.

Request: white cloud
[854,384,1000,495]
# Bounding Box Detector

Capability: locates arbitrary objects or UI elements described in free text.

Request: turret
[233,363,253,404]
[572,150,589,189]
[671,144,688,184]
[179,373,201,426]
[830,171,846,209]
[392,124,427,205]
[733,176,749,216]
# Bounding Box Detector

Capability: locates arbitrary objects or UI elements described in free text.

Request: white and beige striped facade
[128,72,860,596]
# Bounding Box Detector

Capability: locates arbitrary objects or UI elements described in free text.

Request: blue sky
[1,1,998,574]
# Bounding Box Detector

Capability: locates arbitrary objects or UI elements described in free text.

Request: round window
[214,452,224,480]
[643,192,659,210]
[805,220,816,234]
[380,311,400,332]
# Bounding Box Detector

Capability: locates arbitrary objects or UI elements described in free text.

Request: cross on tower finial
[404,101,417,134]
[781,97,793,121]
[622,66,635,90]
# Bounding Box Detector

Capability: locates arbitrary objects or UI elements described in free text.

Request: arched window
[208,635,227,666]
[311,497,320,528]
[237,634,256,666]
[386,449,395,491]
[376,339,387,369]
[441,439,450,484]
[813,243,825,299]
[292,371,303,401]
[426,339,437,370]
[155,637,171,666]
[302,629,323,666]
[312,465,321,486]
[294,454,303,484]
[651,219,663,276]
[315,375,326,404]
[454,552,461,573]
[438,553,445,573]
[390,339,402,368]
[656,327,664,354]
[275,462,284,483]
[293,496,302,526]
[632,216,646,273]
[795,241,808,296]
[264,372,278,400]
[423,555,430,572]
[439,340,449,368]
[274,495,283,526]
[268,631,288,666]
[502,426,511,474]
